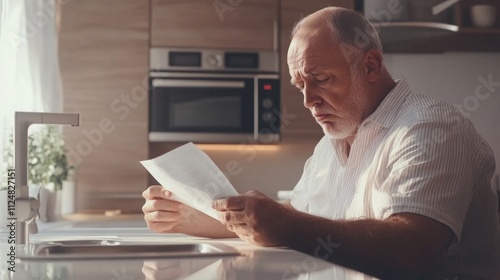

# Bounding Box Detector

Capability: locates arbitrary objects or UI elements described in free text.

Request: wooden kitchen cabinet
[280,0,353,137]
[59,0,149,212]
[151,0,279,50]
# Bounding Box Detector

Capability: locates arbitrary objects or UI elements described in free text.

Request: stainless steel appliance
[149,48,280,143]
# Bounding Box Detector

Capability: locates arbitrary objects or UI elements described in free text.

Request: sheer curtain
[0,0,63,182]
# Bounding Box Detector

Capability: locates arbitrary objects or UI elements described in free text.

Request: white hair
[292,7,383,66]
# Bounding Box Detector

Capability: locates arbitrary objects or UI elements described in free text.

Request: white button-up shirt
[291,78,500,279]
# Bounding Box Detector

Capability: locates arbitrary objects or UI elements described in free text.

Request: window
[0,0,63,184]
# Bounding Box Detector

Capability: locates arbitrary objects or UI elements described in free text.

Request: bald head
[291,7,382,57]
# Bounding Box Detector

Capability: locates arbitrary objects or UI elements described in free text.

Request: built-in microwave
[149,48,280,143]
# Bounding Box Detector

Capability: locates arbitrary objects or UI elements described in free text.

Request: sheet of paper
[140,142,238,220]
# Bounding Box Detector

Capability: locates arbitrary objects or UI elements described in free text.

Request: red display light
[263,84,272,91]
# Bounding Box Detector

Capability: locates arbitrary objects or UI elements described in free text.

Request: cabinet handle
[152,79,245,89]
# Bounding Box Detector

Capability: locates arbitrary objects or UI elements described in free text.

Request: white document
[140,142,238,220]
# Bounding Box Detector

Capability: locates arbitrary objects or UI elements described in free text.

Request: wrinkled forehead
[287,31,345,74]
[287,42,322,72]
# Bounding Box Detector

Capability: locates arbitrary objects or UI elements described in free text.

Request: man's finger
[218,210,246,224]
[142,199,183,213]
[142,185,171,200]
[144,210,181,223]
[231,224,251,238]
[147,219,181,233]
[212,196,247,211]
[226,222,247,232]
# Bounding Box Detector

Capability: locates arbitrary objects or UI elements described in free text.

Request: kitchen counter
[0,221,378,280]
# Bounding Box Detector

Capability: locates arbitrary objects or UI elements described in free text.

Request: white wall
[384,52,500,182]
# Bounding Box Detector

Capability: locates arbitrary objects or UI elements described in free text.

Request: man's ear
[363,50,383,83]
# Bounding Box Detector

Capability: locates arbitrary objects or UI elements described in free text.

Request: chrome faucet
[14,112,80,245]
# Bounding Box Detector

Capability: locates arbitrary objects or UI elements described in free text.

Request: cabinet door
[280,0,353,136]
[151,0,279,50]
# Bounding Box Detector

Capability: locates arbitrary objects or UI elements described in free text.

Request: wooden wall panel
[59,0,150,213]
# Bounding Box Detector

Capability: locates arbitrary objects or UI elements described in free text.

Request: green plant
[2,126,73,191]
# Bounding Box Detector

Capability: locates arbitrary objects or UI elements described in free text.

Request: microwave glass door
[150,78,254,133]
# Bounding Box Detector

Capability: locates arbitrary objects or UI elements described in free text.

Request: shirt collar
[364,77,412,129]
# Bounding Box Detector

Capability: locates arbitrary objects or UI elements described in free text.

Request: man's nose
[303,86,321,109]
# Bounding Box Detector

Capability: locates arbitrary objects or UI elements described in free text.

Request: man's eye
[315,77,329,84]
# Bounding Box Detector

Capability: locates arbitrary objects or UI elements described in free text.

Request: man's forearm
[286,212,447,279]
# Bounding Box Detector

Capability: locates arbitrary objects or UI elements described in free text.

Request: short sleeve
[290,156,315,213]
[375,117,478,243]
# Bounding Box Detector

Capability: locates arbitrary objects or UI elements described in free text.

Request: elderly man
[142,7,500,279]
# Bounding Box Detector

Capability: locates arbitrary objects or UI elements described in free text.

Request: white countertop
[0,220,378,280]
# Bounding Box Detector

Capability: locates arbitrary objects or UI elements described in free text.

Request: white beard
[321,66,367,140]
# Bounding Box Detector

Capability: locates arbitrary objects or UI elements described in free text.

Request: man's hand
[142,185,236,238]
[142,185,183,233]
[212,190,295,247]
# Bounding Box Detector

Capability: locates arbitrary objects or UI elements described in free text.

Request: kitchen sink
[46,239,121,246]
[18,242,240,261]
